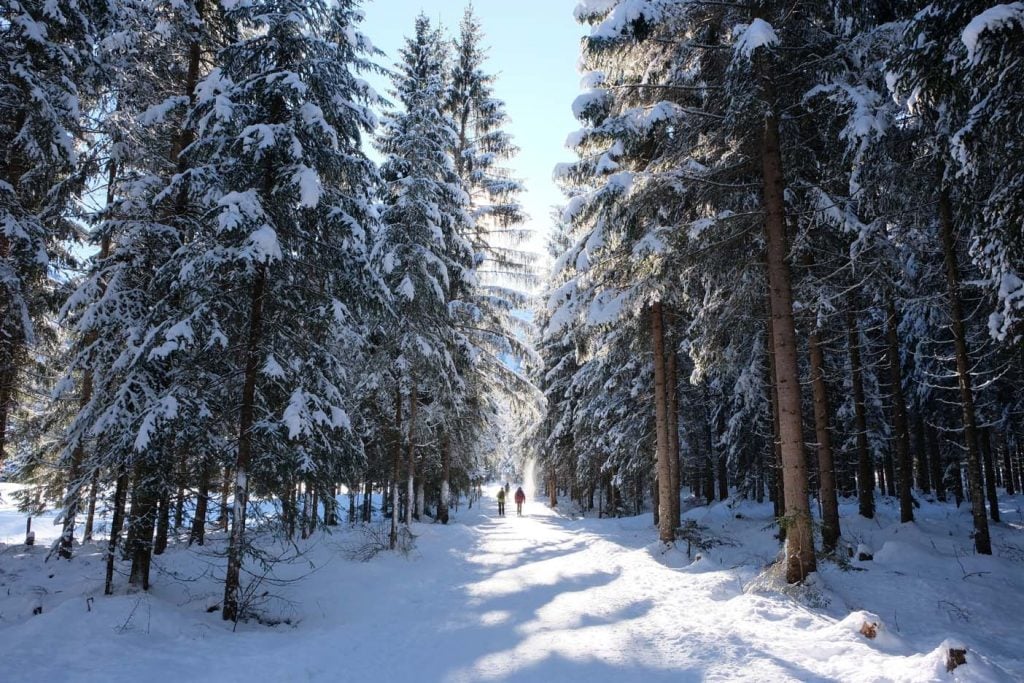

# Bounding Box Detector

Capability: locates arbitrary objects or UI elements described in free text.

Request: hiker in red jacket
[514,487,526,516]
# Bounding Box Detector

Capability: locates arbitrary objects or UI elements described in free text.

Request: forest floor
[0,483,1022,682]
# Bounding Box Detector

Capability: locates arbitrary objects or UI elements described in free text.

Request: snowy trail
[0,489,1017,682]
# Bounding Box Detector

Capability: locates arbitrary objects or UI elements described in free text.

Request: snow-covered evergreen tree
[443,6,538,522]
[375,14,475,534]
[0,1,103,468]
[183,0,385,621]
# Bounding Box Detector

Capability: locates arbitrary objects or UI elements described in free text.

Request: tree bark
[173,450,187,531]
[219,467,230,530]
[104,467,129,595]
[153,485,171,555]
[886,302,914,523]
[362,480,372,523]
[1003,431,1016,496]
[415,480,425,521]
[223,262,267,622]
[848,307,874,519]
[128,461,159,590]
[980,428,1000,523]
[761,113,815,582]
[808,325,840,552]
[190,460,210,546]
[651,302,674,543]
[405,380,417,527]
[703,389,716,504]
[389,386,402,549]
[438,435,451,524]
[765,312,784,524]
[651,476,660,528]
[927,419,946,502]
[83,470,99,543]
[914,412,931,493]
[938,188,991,554]
[0,360,13,469]
[665,322,681,526]
[951,452,965,507]
[717,449,728,501]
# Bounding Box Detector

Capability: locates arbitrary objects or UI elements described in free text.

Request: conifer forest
[1,1,1023,681]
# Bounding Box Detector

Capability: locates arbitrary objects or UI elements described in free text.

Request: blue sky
[359,1,584,255]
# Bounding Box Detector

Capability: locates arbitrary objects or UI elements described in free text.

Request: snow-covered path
[1,489,1017,681]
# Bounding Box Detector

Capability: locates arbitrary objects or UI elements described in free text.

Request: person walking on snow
[496,487,506,517]
[514,487,526,516]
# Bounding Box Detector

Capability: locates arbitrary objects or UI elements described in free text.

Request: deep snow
[0,484,1022,682]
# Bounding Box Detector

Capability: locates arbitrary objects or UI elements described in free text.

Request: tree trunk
[173,449,187,531]
[703,453,715,504]
[190,460,210,546]
[761,113,815,582]
[938,188,991,554]
[703,392,716,504]
[808,325,840,552]
[665,324,681,526]
[951,454,965,507]
[153,485,171,555]
[549,470,557,508]
[128,461,159,590]
[1017,438,1024,493]
[328,484,339,526]
[223,263,267,622]
[104,467,129,595]
[651,476,660,528]
[886,302,914,523]
[405,380,417,528]
[848,307,874,519]
[219,467,230,530]
[438,435,451,524]
[299,482,310,539]
[311,486,319,527]
[0,361,13,469]
[914,412,931,493]
[389,386,402,549]
[83,470,99,543]
[1003,431,1016,496]
[980,428,1000,523]
[766,312,784,524]
[717,450,729,501]
[927,419,946,502]
[651,302,674,543]
[362,480,372,523]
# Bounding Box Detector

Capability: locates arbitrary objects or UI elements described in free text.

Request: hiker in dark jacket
[514,487,526,516]
[496,487,506,516]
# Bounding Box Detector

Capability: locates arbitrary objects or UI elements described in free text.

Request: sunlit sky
[360,1,584,257]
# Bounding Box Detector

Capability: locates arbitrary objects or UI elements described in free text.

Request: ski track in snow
[0,484,1021,682]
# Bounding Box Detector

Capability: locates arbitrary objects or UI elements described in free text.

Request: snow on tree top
[962,3,1024,64]
[579,0,662,39]
[732,19,779,58]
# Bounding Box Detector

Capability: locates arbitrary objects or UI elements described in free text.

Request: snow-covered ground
[0,483,1021,682]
